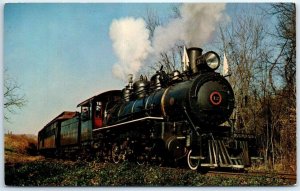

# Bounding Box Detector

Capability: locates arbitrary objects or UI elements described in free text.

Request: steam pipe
[183,106,200,136]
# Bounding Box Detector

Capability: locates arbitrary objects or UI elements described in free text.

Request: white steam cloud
[109,17,152,81]
[109,4,228,80]
[152,3,227,55]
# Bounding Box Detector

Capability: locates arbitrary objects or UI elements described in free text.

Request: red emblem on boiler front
[210,91,222,106]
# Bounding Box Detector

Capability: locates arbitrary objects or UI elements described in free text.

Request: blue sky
[3,3,274,135]
[4,3,180,134]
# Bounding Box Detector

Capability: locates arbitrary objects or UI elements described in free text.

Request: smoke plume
[109,4,227,80]
[152,3,227,56]
[109,17,152,81]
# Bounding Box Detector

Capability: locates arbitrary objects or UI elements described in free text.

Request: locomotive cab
[80,102,103,128]
[77,90,122,129]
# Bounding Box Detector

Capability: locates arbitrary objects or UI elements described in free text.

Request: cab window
[95,102,102,118]
[81,106,90,121]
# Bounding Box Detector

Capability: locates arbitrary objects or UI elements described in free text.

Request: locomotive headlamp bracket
[196,51,220,71]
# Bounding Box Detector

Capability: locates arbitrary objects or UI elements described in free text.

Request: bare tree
[218,6,274,169]
[170,4,182,19]
[218,8,270,134]
[144,9,161,40]
[217,4,296,172]
[270,3,295,100]
[142,7,184,75]
[4,71,27,121]
[268,3,296,172]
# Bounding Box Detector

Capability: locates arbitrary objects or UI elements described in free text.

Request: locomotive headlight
[196,51,221,71]
[205,51,220,70]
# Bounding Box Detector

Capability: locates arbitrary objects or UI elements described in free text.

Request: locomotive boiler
[38,47,251,171]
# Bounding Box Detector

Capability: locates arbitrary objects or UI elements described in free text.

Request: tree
[270,3,296,93]
[218,6,270,133]
[4,71,27,121]
[217,4,296,172]
[267,3,296,172]
[142,7,184,75]
[144,9,161,40]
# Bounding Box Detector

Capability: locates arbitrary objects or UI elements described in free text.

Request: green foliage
[5,160,294,186]
[5,161,71,186]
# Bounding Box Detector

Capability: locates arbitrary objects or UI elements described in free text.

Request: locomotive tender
[38,47,251,171]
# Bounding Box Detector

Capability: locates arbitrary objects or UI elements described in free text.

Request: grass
[5,160,295,186]
[4,134,296,186]
[4,134,43,164]
[5,134,36,153]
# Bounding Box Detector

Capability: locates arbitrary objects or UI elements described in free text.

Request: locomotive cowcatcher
[38,47,251,171]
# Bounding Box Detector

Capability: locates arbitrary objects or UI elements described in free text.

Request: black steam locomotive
[38,47,251,171]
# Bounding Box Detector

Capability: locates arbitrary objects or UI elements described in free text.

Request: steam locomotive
[38,47,251,171]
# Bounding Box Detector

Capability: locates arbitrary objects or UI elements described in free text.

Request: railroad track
[157,164,296,182]
[207,170,296,182]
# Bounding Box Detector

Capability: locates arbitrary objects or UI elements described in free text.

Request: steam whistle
[128,74,133,90]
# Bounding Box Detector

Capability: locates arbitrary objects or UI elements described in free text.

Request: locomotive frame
[38,47,252,171]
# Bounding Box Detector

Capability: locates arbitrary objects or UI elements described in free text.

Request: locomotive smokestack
[187,47,203,74]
